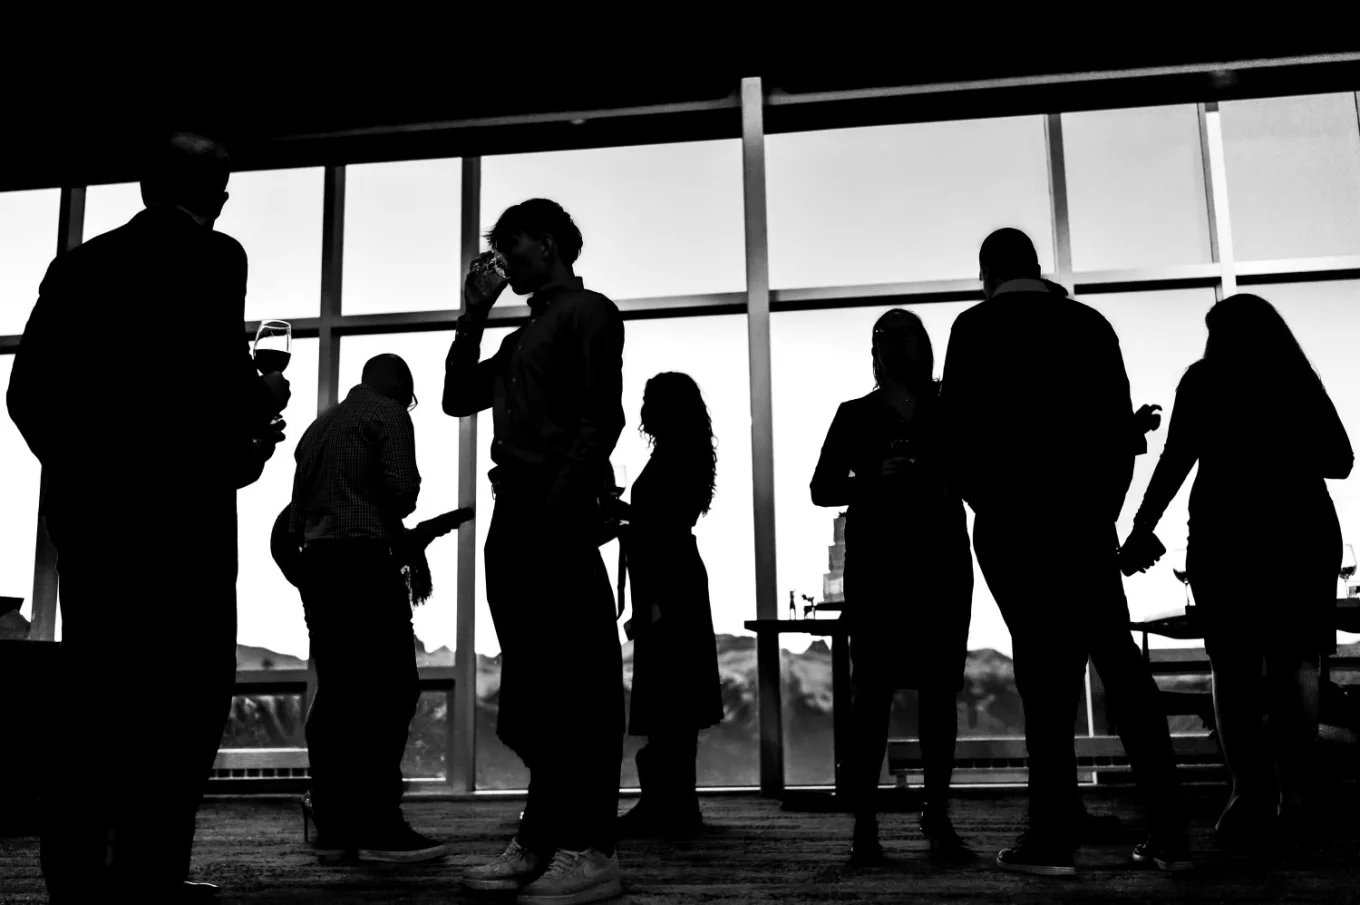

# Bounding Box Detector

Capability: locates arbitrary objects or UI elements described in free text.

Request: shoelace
[542,848,589,876]
[496,840,529,863]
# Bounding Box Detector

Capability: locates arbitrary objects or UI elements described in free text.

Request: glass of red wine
[253,320,291,440]
[253,320,292,375]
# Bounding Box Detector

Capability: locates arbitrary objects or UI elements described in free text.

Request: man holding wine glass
[445,199,627,904]
[7,131,292,902]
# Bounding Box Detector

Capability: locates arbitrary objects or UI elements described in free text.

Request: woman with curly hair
[616,372,725,837]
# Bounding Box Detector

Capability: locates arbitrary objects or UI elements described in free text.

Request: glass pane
[473,314,758,789]
[1063,105,1212,271]
[1083,288,1218,635]
[221,693,306,747]
[766,117,1054,290]
[1245,280,1360,647]
[481,140,745,303]
[403,690,451,781]
[1221,93,1360,261]
[236,337,319,668]
[343,159,462,316]
[85,169,325,321]
[0,188,60,336]
[0,356,40,627]
[83,182,144,244]
[218,169,324,321]
[338,332,462,657]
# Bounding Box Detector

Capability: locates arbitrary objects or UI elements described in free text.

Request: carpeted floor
[3,786,1359,903]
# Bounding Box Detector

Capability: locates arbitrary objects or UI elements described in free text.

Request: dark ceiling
[4,40,1358,193]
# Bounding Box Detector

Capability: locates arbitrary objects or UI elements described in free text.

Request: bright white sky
[2,94,1359,662]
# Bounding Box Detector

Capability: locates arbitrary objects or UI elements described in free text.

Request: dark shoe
[464,837,545,892]
[996,839,1076,877]
[356,823,448,863]
[313,832,356,863]
[1132,836,1195,872]
[516,848,621,904]
[848,816,885,866]
[921,810,975,860]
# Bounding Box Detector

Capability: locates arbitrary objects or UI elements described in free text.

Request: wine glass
[253,320,292,375]
[1169,547,1192,609]
[253,320,291,440]
[1341,544,1357,597]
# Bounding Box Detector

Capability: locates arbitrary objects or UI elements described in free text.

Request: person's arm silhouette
[811,403,856,507]
[939,314,984,512]
[544,298,626,518]
[7,257,72,466]
[443,254,507,417]
[1129,365,1205,543]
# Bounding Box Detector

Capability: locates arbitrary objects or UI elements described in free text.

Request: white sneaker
[464,837,542,892]
[517,848,621,904]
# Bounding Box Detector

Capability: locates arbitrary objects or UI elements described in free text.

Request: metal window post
[741,77,783,797]
[1198,102,1237,299]
[452,156,481,793]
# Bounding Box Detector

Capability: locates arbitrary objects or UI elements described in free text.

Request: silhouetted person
[614,372,724,838]
[0,597,29,641]
[941,228,1191,876]
[811,309,974,864]
[289,354,463,864]
[6,132,291,902]
[1125,295,1353,844]
[446,199,625,903]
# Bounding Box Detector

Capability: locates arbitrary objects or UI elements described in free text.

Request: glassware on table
[1169,547,1192,609]
[1341,544,1357,597]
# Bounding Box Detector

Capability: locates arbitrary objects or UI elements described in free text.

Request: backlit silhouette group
[7,132,1353,903]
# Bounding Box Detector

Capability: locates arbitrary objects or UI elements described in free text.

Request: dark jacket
[941,283,1138,523]
[7,206,282,558]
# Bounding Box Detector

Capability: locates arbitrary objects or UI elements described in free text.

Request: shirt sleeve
[376,407,421,519]
[939,314,985,511]
[442,318,498,416]
[6,256,66,467]
[810,404,856,508]
[1133,365,1204,531]
[546,297,626,511]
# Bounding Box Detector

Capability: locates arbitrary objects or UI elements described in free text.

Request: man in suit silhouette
[941,228,1191,877]
[7,132,291,902]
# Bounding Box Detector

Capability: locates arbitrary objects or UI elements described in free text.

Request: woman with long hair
[1126,294,1353,843]
[811,309,974,863]
[616,372,724,836]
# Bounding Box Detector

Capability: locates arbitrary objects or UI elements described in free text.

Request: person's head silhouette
[362,354,417,411]
[640,371,717,514]
[978,228,1040,299]
[140,132,232,227]
[484,198,583,297]
[871,308,934,395]
[1204,293,1322,389]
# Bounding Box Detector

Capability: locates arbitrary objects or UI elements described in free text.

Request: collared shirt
[290,384,421,544]
[443,276,625,508]
[992,277,1056,297]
